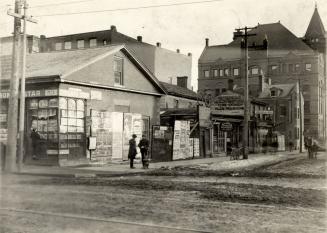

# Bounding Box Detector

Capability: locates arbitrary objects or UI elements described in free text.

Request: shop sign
[220,122,233,131]
[59,89,90,99]
[0,89,58,99]
[212,109,244,116]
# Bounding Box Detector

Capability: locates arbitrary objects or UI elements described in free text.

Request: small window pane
[305,63,312,71]
[76,100,84,110]
[68,99,76,110]
[59,98,67,109]
[233,68,239,76]
[61,118,68,126]
[68,110,76,118]
[76,111,84,118]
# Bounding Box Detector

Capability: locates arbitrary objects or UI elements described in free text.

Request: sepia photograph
[0,0,326,232]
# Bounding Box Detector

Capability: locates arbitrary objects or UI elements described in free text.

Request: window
[215,89,220,96]
[213,69,218,77]
[114,57,124,85]
[270,90,276,97]
[280,105,286,117]
[222,88,226,93]
[219,69,224,77]
[233,68,239,76]
[89,38,97,48]
[224,68,229,76]
[204,70,210,78]
[304,101,310,113]
[251,67,259,75]
[305,63,312,72]
[64,41,72,50]
[55,42,62,51]
[269,65,278,74]
[295,64,300,73]
[288,64,294,73]
[77,40,84,49]
[174,99,179,108]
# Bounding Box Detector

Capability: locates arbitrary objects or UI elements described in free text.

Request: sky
[0,0,326,90]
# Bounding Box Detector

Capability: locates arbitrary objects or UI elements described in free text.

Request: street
[0,152,326,233]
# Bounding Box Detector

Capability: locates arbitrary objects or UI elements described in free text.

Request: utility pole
[6,0,37,172]
[234,26,257,159]
[5,0,23,172]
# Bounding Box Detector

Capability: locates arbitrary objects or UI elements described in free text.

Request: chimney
[40,35,46,52]
[176,49,180,53]
[110,25,117,32]
[188,52,192,57]
[137,36,142,42]
[156,42,161,47]
[205,38,209,47]
[177,76,188,89]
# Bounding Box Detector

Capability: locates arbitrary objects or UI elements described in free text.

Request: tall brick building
[198,6,326,141]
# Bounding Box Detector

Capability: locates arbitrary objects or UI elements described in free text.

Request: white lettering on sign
[45,89,58,96]
[0,92,10,99]
[26,90,41,97]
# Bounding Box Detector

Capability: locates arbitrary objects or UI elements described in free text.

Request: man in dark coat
[138,135,149,168]
[30,127,41,160]
[128,134,137,169]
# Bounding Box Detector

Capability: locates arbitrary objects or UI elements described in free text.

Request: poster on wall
[172,120,191,160]
[132,114,142,158]
[112,112,124,160]
[123,113,133,160]
[193,138,200,157]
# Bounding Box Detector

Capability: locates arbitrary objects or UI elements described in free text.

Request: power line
[33,0,222,17]
[30,0,93,9]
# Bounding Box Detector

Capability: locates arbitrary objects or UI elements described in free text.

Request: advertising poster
[123,113,133,160]
[112,112,124,160]
[172,120,191,160]
[132,113,142,157]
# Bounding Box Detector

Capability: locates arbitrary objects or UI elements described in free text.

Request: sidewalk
[13,151,301,178]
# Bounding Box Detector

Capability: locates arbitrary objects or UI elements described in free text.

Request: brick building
[198,6,326,141]
[258,83,304,150]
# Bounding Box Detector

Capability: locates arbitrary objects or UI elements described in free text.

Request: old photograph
[0,0,326,232]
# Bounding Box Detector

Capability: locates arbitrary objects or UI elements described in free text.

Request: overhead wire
[33,0,222,17]
[29,0,94,9]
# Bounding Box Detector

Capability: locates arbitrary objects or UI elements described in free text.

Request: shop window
[204,70,210,78]
[89,38,97,48]
[114,57,124,85]
[77,40,84,49]
[64,41,72,50]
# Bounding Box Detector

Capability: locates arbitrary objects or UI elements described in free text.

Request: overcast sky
[0,0,326,90]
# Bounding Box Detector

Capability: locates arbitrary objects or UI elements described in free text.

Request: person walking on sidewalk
[31,127,41,160]
[138,135,149,169]
[128,134,137,169]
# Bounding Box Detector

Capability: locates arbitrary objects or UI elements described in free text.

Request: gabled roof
[258,83,296,98]
[159,81,198,100]
[0,45,166,94]
[305,6,326,38]
[199,22,315,63]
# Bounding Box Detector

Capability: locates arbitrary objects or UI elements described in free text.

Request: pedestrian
[138,135,149,169]
[30,127,41,160]
[306,136,313,159]
[128,134,137,169]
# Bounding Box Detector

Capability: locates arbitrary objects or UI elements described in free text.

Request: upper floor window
[64,41,72,50]
[295,64,300,73]
[89,38,97,48]
[233,68,239,76]
[55,42,62,51]
[219,69,224,77]
[224,68,229,76]
[305,63,312,72]
[270,90,276,97]
[204,70,210,78]
[280,105,286,117]
[77,40,84,49]
[269,65,278,74]
[114,57,123,85]
[213,69,218,77]
[250,67,259,75]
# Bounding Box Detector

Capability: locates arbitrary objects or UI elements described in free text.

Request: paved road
[0,174,326,233]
